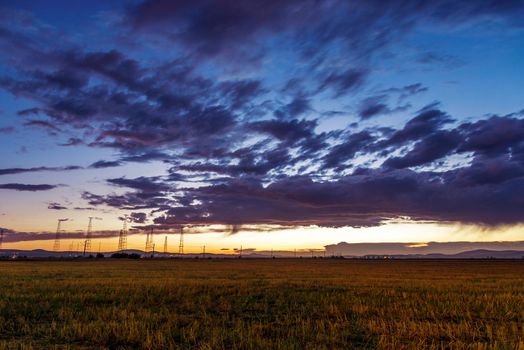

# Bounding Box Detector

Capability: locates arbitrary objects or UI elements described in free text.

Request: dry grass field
[0,259,523,349]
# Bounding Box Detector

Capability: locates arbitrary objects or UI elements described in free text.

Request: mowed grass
[0,260,524,349]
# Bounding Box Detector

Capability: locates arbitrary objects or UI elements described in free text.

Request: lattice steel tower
[145,227,154,253]
[117,215,129,252]
[163,236,168,254]
[178,226,184,255]
[83,217,101,256]
[53,219,68,252]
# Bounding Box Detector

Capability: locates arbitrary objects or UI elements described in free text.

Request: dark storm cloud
[127,0,524,60]
[0,126,15,134]
[153,167,524,227]
[82,176,172,210]
[119,151,170,163]
[82,191,169,210]
[317,69,368,98]
[0,166,82,176]
[107,176,170,193]
[458,116,524,155]
[248,119,317,145]
[0,183,58,191]
[379,107,454,148]
[323,131,376,170]
[357,95,411,119]
[47,202,67,210]
[89,160,122,169]
[23,119,61,132]
[1,1,524,231]
[0,229,121,243]
[383,130,462,169]
[381,83,428,100]
[219,79,267,110]
[60,138,83,146]
[127,0,309,58]
[274,97,312,120]
[79,112,524,228]
[449,155,524,187]
[129,212,148,224]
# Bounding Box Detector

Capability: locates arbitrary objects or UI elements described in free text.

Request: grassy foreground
[0,259,523,349]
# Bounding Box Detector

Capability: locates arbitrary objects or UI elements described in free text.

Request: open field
[0,259,523,349]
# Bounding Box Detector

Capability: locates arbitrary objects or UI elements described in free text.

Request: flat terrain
[0,259,523,349]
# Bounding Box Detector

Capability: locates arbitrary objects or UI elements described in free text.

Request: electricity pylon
[178,226,184,256]
[83,217,102,256]
[163,236,168,254]
[53,219,68,252]
[145,228,154,253]
[117,215,130,252]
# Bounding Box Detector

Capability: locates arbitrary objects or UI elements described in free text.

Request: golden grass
[0,259,523,349]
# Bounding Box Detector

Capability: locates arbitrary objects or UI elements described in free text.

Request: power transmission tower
[0,229,4,250]
[53,219,68,252]
[163,236,168,254]
[145,228,154,253]
[118,215,129,252]
[202,245,206,258]
[178,226,184,256]
[84,217,102,256]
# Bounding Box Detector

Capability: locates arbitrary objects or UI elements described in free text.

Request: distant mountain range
[392,249,524,259]
[325,241,524,257]
[0,248,523,259]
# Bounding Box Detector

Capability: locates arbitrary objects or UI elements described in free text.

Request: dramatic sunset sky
[0,0,523,253]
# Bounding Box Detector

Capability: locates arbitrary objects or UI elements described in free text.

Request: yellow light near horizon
[3,222,523,253]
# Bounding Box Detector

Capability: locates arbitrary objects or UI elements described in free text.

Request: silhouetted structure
[0,229,4,250]
[117,215,129,252]
[163,236,168,254]
[178,226,184,255]
[53,218,68,252]
[145,228,154,253]
[83,217,102,256]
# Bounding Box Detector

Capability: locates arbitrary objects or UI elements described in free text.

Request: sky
[0,0,523,254]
